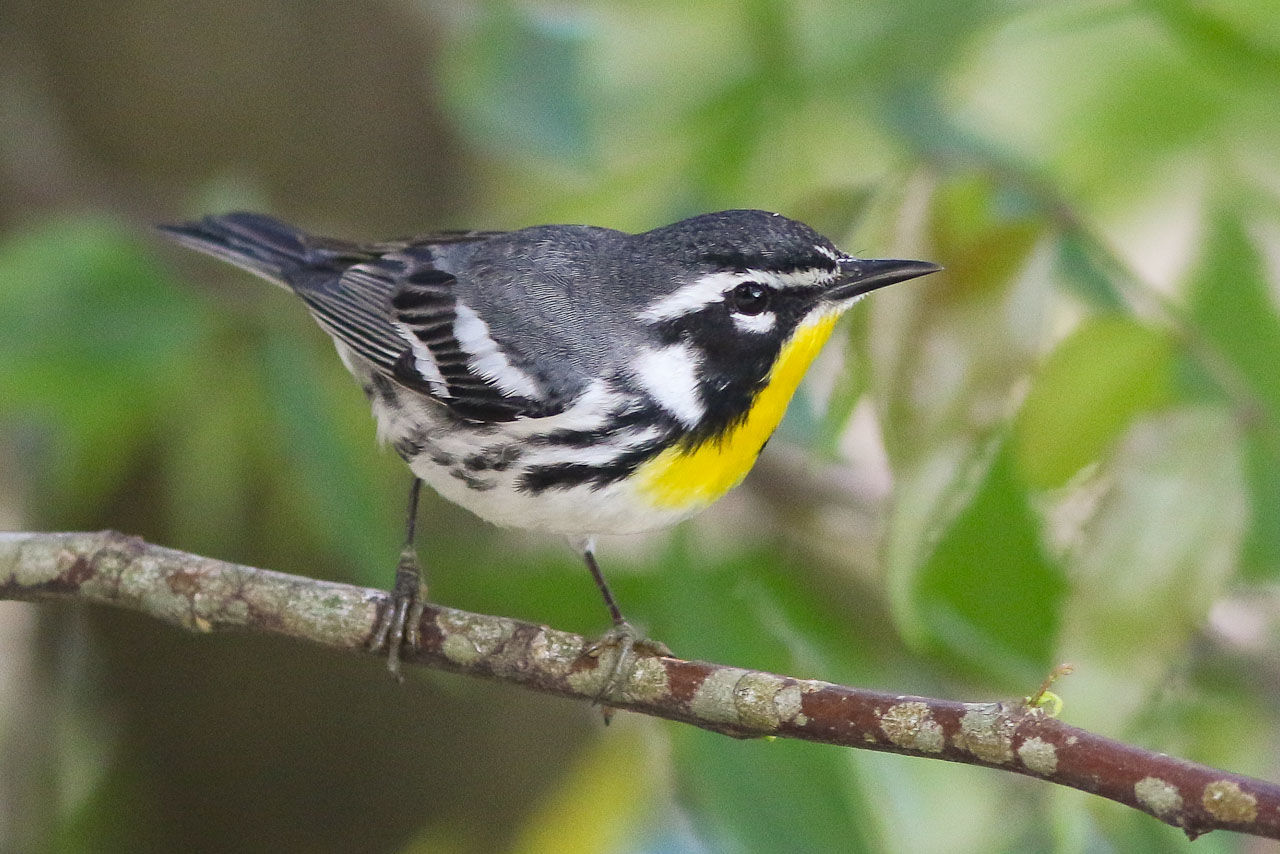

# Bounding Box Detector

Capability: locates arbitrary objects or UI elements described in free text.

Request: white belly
[412,450,691,535]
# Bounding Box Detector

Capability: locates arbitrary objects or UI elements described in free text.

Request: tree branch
[3,530,1276,841]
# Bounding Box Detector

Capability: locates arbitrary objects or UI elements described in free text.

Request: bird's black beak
[826,258,943,302]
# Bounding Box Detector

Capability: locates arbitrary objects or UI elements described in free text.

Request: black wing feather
[161,213,556,423]
[386,255,551,421]
[296,258,411,374]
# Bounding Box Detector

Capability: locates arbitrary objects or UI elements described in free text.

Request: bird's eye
[728,282,770,315]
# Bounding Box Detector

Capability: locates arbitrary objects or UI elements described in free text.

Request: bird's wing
[293,255,410,376]
[296,240,559,424]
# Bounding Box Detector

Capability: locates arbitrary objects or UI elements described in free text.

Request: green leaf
[674,729,879,853]
[1188,211,1280,413]
[160,344,266,556]
[1054,230,1127,311]
[258,328,402,580]
[636,537,850,676]
[0,217,201,519]
[684,76,774,206]
[1038,14,1228,199]
[909,440,1066,684]
[0,217,197,373]
[1014,315,1175,489]
[1054,406,1246,734]
[1138,0,1280,84]
[1241,434,1280,579]
[927,174,1044,296]
[873,174,1047,470]
[1186,209,1280,577]
[814,312,870,459]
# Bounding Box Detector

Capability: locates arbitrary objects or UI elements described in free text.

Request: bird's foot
[367,547,426,681]
[585,620,672,708]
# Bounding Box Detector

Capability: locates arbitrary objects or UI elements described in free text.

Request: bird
[159,209,940,682]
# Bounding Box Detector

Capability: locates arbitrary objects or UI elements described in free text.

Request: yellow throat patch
[636,309,843,511]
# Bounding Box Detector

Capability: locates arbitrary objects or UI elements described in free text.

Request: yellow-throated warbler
[160,210,940,676]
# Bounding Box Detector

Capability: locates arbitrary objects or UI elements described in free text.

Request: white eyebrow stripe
[631,343,705,428]
[637,271,742,322]
[767,268,838,288]
[638,267,836,322]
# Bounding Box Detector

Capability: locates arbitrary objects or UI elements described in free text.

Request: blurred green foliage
[2,0,1279,852]
[1014,316,1175,490]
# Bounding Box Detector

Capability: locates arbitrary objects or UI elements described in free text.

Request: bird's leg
[583,538,625,626]
[368,477,426,680]
[578,538,671,703]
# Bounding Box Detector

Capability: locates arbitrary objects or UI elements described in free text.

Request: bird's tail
[157,212,320,289]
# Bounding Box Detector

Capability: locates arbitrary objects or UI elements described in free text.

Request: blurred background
[1,0,1278,851]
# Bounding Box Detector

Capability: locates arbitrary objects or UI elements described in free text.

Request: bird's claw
[368,548,426,681]
[586,620,672,707]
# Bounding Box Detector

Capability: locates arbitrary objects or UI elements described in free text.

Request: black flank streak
[449,399,525,423]
[393,436,423,461]
[392,429,454,467]
[416,335,462,354]
[369,374,402,410]
[529,407,675,449]
[449,469,495,491]
[518,442,667,494]
[488,449,520,471]
[463,446,522,472]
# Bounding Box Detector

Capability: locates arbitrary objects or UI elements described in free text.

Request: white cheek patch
[732,311,777,334]
[453,302,543,399]
[631,343,705,428]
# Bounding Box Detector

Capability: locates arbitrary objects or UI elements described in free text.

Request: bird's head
[624,209,940,439]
